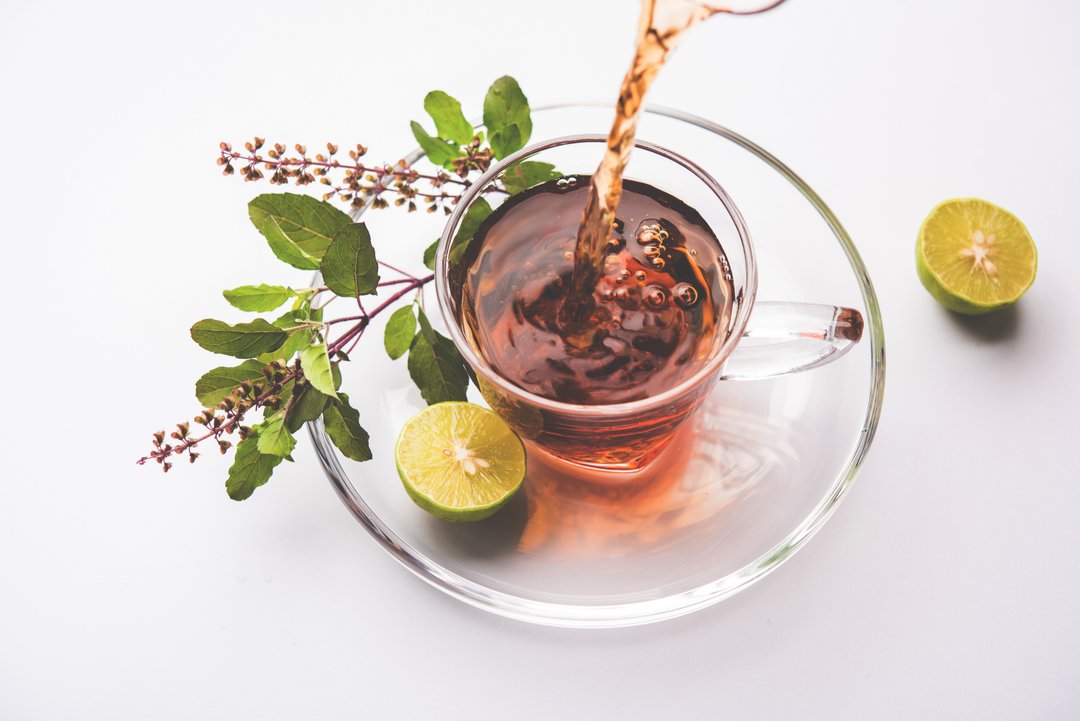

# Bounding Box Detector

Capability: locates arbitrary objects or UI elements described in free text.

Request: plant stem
[327,274,433,352]
[139,273,436,468]
[221,149,471,188]
[136,376,295,466]
[378,261,418,281]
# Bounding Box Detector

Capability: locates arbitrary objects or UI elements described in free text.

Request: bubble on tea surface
[643,244,661,258]
[673,282,700,309]
[635,219,664,245]
[650,256,667,270]
[643,285,667,309]
[607,235,624,251]
[634,270,648,282]
[613,286,639,309]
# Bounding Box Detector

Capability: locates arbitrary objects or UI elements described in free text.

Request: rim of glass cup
[434,134,759,416]
[309,103,887,628]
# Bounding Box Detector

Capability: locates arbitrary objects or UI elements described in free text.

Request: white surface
[2,0,1078,718]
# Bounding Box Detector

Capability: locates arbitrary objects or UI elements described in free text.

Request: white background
[2,0,1079,718]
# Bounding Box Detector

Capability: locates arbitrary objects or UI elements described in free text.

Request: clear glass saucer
[309,104,885,628]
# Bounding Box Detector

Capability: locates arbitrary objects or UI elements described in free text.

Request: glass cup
[436,136,863,471]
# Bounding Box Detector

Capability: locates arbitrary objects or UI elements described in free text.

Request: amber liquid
[462,178,734,406]
[458,0,785,466]
[461,178,734,465]
[561,0,732,333]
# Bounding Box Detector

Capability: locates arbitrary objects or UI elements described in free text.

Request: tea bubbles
[461,176,733,406]
[643,285,667,309]
[635,218,676,272]
[672,282,700,309]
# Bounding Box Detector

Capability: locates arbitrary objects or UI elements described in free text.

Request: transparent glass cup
[436,136,863,471]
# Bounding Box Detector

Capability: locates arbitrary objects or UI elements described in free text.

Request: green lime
[395,402,526,522]
[916,198,1037,315]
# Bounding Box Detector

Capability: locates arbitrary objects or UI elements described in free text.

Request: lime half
[916,198,1037,315]
[395,402,526,522]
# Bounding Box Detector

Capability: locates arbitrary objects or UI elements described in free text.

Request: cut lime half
[395,402,526,522]
[916,198,1037,315]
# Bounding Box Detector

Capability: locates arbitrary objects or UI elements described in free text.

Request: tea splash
[462,177,733,405]
[561,0,788,333]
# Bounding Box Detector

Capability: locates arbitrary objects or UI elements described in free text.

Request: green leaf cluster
[410,76,533,170]
[192,195,384,498]
[381,304,472,405]
[183,76,540,501]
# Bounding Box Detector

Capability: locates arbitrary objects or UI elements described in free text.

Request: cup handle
[719,302,865,380]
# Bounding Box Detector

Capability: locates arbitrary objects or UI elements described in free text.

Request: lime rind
[916,198,1037,315]
[395,402,526,522]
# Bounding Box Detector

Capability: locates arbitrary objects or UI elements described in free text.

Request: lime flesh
[395,402,526,522]
[916,198,1037,315]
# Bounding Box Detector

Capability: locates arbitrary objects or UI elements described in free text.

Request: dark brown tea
[561,0,765,333]
[461,177,734,406]
[451,0,787,467]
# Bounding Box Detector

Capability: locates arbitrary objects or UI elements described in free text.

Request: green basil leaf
[248,194,351,270]
[407,308,469,405]
[489,124,523,161]
[299,343,338,399]
[222,284,292,312]
[226,432,283,501]
[190,319,287,358]
[501,161,561,194]
[322,393,372,462]
[256,307,323,363]
[384,305,417,360]
[424,90,475,145]
[194,360,267,406]
[410,121,463,168]
[483,76,531,159]
[448,197,493,265]
[284,385,330,433]
[321,223,379,298]
[256,415,297,457]
[423,239,439,270]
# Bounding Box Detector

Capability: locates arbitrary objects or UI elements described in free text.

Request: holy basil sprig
[140,75,551,500]
[217,75,555,215]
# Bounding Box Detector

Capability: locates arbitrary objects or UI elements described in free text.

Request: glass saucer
[309,104,885,628]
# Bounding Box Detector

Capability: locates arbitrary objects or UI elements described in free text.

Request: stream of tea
[462,0,787,410]
[560,0,788,335]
